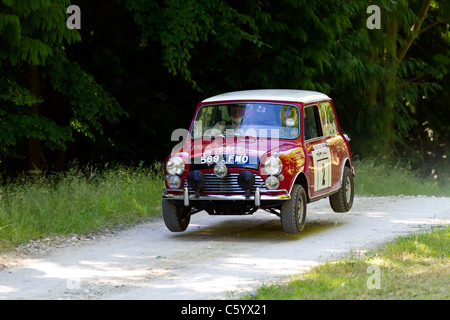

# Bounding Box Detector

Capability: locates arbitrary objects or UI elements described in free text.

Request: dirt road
[0,196,448,300]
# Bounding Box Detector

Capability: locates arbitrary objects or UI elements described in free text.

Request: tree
[124,0,450,165]
[0,0,125,173]
[1,0,447,178]
[124,0,261,89]
[317,0,449,160]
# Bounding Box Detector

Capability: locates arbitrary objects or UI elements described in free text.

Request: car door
[303,103,332,199]
[318,100,347,191]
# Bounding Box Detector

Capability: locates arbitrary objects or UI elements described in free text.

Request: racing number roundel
[312,144,332,191]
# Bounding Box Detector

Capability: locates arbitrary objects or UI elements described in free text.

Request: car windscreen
[191,103,300,139]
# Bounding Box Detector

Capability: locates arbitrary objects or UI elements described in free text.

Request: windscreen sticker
[203,146,248,156]
[286,118,295,126]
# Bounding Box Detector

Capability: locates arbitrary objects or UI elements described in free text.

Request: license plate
[200,154,249,165]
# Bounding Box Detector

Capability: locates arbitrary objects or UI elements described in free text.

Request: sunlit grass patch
[246,226,449,300]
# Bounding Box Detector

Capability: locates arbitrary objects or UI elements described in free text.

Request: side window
[319,101,338,136]
[303,105,322,140]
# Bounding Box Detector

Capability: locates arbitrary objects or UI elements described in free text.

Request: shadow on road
[170,213,342,243]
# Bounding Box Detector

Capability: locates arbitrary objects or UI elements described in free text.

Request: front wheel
[163,199,191,232]
[329,166,354,212]
[281,184,307,234]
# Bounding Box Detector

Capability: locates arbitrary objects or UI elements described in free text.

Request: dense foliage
[0,0,449,182]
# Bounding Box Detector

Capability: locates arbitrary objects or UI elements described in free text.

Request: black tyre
[163,199,191,232]
[281,184,307,234]
[329,166,354,212]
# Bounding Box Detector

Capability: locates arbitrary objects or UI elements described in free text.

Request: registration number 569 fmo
[201,154,249,165]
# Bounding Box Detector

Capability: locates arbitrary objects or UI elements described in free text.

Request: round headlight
[166,156,185,175]
[166,174,182,189]
[263,156,282,176]
[265,175,280,190]
[213,161,228,178]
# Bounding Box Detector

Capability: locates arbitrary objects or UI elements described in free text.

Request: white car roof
[201,89,330,104]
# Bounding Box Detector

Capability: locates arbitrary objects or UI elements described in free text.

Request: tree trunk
[27,65,42,174]
[382,18,399,158]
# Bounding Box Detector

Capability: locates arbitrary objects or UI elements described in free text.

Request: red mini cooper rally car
[162,89,354,233]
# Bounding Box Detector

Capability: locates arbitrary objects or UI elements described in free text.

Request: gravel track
[0,196,448,300]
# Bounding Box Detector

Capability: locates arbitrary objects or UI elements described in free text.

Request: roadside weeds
[245,225,449,300]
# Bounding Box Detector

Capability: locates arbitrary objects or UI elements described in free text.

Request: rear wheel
[281,184,307,234]
[163,199,191,232]
[329,166,354,212]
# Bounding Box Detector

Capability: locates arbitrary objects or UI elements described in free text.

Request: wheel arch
[343,158,354,177]
[293,171,310,202]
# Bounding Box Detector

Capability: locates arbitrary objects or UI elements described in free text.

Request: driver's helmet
[229,105,245,124]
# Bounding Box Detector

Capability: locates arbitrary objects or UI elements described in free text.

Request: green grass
[0,158,448,253]
[0,163,164,252]
[353,159,450,197]
[245,225,450,300]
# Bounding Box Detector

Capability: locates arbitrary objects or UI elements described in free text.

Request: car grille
[184,173,266,194]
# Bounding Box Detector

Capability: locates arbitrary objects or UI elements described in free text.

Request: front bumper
[163,187,290,207]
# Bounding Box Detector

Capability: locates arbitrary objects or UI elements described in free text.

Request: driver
[229,105,245,128]
[214,105,246,133]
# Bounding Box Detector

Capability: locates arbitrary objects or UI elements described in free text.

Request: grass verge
[0,163,164,252]
[353,159,450,197]
[245,225,449,300]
